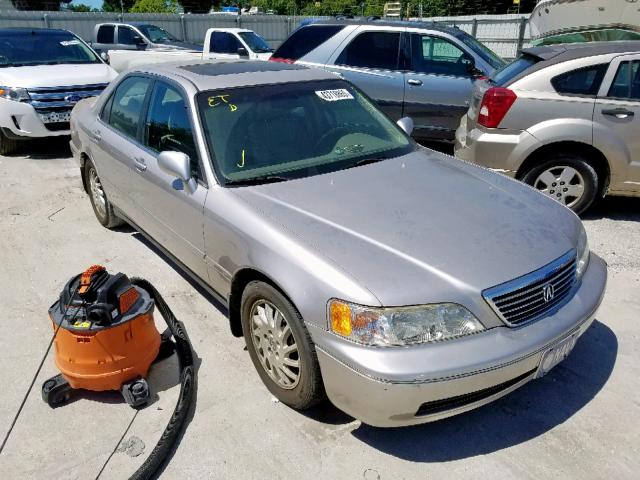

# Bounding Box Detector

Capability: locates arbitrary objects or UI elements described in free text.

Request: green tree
[67,2,97,11]
[101,0,136,12]
[130,0,178,12]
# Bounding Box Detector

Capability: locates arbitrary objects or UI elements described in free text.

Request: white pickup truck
[108,28,274,72]
[0,28,117,155]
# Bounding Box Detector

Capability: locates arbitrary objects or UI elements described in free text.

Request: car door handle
[407,79,423,86]
[601,108,634,119]
[89,130,101,143]
[134,157,147,172]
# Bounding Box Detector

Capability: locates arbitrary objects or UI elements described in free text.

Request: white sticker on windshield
[60,40,80,46]
[315,89,354,102]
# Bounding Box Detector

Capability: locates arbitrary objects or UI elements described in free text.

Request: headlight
[576,226,590,279]
[329,300,485,346]
[0,86,30,102]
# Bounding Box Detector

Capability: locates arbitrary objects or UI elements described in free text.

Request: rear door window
[107,76,151,139]
[272,25,344,61]
[551,64,608,96]
[336,31,401,71]
[96,25,114,44]
[409,34,472,77]
[210,32,242,54]
[607,60,640,99]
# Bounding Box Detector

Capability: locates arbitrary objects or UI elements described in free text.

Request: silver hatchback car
[455,41,640,214]
[70,61,606,427]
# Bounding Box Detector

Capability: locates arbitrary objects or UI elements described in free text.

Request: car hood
[0,63,117,88]
[232,149,579,306]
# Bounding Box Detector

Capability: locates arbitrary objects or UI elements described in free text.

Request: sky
[71,0,106,9]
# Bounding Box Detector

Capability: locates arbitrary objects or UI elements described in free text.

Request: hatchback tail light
[268,57,295,64]
[477,87,517,128]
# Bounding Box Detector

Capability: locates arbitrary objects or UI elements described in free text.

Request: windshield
[197,80,413,186]
[0,30,100,67]
[456,32,505,71]
[237,31,273,53]
[136,25,178,43]
[534,28,640,45]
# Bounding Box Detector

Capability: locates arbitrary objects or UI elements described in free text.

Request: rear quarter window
[551,64,608,96]
[272,25,344,61]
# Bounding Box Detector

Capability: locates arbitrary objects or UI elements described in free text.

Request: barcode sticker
[315,89,354,102]
[60,40,80,46]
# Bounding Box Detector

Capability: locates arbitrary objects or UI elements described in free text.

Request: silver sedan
[70,61,607,427]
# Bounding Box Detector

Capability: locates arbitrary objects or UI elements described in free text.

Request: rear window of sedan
[491,54,539,86]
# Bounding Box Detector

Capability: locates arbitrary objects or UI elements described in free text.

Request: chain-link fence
[0,10,531,57]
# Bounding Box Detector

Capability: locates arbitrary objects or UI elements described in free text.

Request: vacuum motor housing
[48,266,161,395]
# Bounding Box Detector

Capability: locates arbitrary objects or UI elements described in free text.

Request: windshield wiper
[353,157,389,168]
[225,175,289,186]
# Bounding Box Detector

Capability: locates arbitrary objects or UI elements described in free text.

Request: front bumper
[0,98,70,138]
[453,116,540,177]
[316,253,607,427]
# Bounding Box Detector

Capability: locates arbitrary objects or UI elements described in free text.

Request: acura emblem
[65,94,81,103]
[542,283,555,302]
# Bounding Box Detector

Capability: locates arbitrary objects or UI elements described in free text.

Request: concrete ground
[0,140,638,480]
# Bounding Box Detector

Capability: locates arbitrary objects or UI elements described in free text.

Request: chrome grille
[27,83,108,112]
[483,250,577,326]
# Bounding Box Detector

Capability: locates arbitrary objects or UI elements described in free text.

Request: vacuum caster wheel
[41,374,72,407]
[121,378,150,408]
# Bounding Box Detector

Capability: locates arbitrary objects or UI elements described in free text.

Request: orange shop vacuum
[42,265,173,408]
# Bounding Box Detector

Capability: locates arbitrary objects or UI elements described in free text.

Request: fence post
[43,13,50,29]
[516,17,527,53]
[471,18,478,38]
[180,14,187,42]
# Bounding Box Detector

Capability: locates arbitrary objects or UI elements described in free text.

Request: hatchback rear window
[491,55,538,86]
[551,64,608,96]
[272,25,344,61]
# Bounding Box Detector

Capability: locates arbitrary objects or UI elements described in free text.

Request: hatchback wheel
[84,158,124,228]
[522,154,598,214]
[241,281,324,409]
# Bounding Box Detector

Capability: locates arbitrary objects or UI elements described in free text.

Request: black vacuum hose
[129,278,196,480]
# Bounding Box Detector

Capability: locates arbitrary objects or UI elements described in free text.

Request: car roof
[0,27,70,35]
[522,41,640,63]
[304,19,466,36]
[505,41,640,85]
[133,60,337,90]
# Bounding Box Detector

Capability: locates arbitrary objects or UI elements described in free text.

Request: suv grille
[483,250,577,326]
[27,83,108,111]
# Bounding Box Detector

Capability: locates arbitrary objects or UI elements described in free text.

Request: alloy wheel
[250,300,300,390]
[533,166,585,208]
[88,167,107,218]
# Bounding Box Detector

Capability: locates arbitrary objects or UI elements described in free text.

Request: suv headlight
[0,86,30,102]
[329,300,485,346]
[576,226,590,279]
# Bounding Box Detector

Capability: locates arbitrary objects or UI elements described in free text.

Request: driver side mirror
[237,47,249,58]
[132,35,147,50]
[465,57,484,78]
[158,151,197,193]
[100,51,110,64]
[396,117,414,136]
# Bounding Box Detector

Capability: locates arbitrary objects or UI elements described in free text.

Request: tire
[241,281,325,410]
[521,153,598,215]
[84,158,124,229]
[0,129,19,156]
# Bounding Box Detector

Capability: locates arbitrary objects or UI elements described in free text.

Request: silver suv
[271,20,505,143]
[455,41,640,214]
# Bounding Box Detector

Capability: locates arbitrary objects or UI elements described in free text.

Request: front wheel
[241,281,325,409]
[521,154,598,215]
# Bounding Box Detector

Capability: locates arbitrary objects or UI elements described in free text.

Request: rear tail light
[268,57,295,64]
[477,87,517,128]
